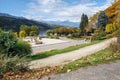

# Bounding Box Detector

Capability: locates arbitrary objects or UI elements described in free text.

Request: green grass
[30,40,103,60]
[58,48,120,73]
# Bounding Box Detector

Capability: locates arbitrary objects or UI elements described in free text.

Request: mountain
[0,13,25,19]
[45,21,80,27]
[0,13,53,32]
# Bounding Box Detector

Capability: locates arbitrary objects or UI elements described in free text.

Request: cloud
[22,0,114,22]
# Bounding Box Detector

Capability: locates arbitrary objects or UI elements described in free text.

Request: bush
[48,34,59,39]
[30,31,37,36]
[106,28,120,38]
[68,33,81,38]
[0,54,30,77]
[92,30,106,40]
[71,33,81,38]
[110,41,120,53]
[0,30,18,55]
[15,41,32,56]
[0,30,32,57]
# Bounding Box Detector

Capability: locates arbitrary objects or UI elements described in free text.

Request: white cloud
[22,0,114,22]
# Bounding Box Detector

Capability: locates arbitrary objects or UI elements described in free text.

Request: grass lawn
[30,40,103,60]
[58,48,120,73]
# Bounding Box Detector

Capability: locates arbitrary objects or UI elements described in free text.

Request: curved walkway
[30,38,117,69]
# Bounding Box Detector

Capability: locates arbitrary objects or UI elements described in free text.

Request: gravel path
[30,38,117,69]
[41,60,120,80]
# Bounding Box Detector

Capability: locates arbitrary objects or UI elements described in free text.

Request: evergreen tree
[97,11,108,30]
[79,14,88,35]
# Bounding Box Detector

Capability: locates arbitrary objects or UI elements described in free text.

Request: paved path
[30,38,117,69]
[41,60,120,80]
[32,40,85,54]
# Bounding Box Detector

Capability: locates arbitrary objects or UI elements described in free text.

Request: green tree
[30,31,37,36]
[97,11,108,30]
[46,30,52,37]
[79,14,88,35]
[30,25,39,36]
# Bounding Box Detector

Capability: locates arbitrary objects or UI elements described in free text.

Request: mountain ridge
[0,13,53,32]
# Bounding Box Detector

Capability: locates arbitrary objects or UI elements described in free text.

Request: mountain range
[0,13,53,32]
[0,13,80,33]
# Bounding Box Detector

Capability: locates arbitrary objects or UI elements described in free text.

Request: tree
[97,11,108,30]
[79,14,88,35]
[19,31,27,38]
[30,25,39,36]
[46,30,52,37]
[106,24,113,33]
[20,25,31,36]
[30,31,37,36]
[106,23,117,33]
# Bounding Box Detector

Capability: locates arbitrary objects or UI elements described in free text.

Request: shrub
[30,31,37,36]
[0,30,18,55]
[48,34,59,39]
[0,54,30,77]
[53,34,59,39]
[14,32,18,38]
[110,41,120,53]
[106,28,120,38]
[68,33,81,38]
[15,40,32,56]
[92,30,106,40]
[46,30,52,37]
[71,33,81,38]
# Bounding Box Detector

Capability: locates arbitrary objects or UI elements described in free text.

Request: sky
[0,0,114,22]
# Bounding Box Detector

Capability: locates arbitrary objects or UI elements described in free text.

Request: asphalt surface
[32,40,85,54]
[41,60,120,80]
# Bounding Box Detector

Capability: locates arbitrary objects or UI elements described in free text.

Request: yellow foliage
[106,23,117,33]
[19,31,27,38]
[14,32,18,37]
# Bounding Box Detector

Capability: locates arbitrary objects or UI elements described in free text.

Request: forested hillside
[0,15,53,32]
[87,0,120,31]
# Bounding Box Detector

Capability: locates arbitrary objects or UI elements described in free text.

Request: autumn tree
[19,31,27,39]
[106,24,113,33]
[20,25,40,36]
[106,23,117,33]
[20,25,31,36]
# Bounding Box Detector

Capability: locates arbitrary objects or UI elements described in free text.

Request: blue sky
[0,0,114,22]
